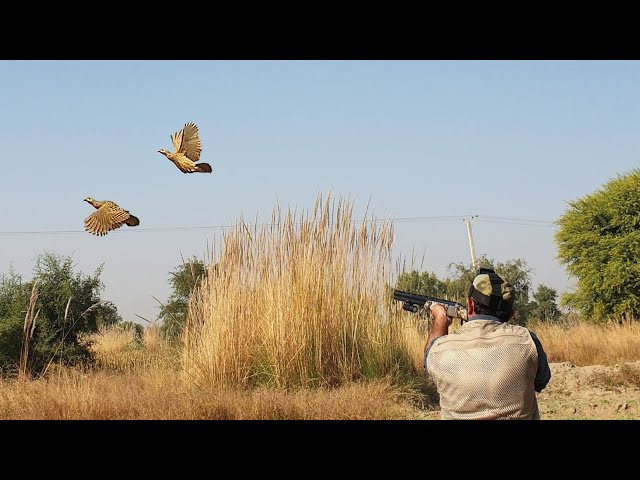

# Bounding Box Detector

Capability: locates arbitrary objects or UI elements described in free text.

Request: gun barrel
[393,289,427,306]
[393,289,464,309]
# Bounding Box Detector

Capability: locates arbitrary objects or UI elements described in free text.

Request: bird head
[158,148,169,157]
[84,197,96,207]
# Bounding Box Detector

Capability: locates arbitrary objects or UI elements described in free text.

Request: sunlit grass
[84,324,178,374]
[533,320,640,366]
[182,194,419,390]
[0,366,426,419]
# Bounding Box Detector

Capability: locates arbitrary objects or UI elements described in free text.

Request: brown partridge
[83,197,140,236]
[158,122,213,173]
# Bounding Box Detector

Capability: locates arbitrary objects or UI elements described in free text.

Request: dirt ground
[420,361,640,420]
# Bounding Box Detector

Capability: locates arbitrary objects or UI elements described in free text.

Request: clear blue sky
[1,60,638,323]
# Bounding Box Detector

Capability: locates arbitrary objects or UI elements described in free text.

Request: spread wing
[170,128,184,153]
[172,122,202,161]
[84,202,133,236]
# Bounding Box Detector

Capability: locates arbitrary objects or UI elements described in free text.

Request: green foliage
[93,302,123,330]
[0,317,23,375]
[0,270,30,374]
[528,284,562,323]
[555,169,640,322]
[0,252,122,376]
[0,269,29,320]
[159,256,208,340]
[395,270,448,297]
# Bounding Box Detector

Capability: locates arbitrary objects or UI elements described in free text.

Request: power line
[0,214,558,236]
[481,215,555,224]
[479,219,556,227]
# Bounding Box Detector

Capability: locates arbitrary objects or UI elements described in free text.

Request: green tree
[528,284,562,323]
[395,270,448,297]
[0,270,30,375]
[555,169,640,322]
[159,257,208,340]
[0,268,30,317]
[0,252,122,376]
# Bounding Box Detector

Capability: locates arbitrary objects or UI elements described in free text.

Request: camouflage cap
[469,268,515,311]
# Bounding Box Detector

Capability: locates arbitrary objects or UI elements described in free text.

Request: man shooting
[424,267,551,420]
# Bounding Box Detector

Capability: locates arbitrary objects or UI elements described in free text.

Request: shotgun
[393,289,467,320]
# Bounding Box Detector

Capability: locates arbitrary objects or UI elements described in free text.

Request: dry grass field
[1,195,639,420]
[2,321,639,420]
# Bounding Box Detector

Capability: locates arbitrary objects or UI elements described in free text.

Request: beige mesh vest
[426,319,540,420]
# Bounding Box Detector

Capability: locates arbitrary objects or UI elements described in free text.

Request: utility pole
[464,215,479,271]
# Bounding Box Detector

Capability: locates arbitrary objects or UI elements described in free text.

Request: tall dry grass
[0,369,423,419]
[7,317,640,418]
[533,320,640,366]
[19,279,40,380]
[86,324,178,374]
[183,194,419,389]
[0,316,429,419]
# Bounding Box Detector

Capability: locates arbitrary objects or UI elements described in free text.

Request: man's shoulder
[463,321,537,343]
[502,323,543,345]
[525,328,546,348]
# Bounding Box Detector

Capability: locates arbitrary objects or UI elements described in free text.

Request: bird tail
[195,163,213,173]
[126,215,140,227]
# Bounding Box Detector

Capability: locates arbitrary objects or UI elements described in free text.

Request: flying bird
[83,197,140,236]
[158,122,213,173]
